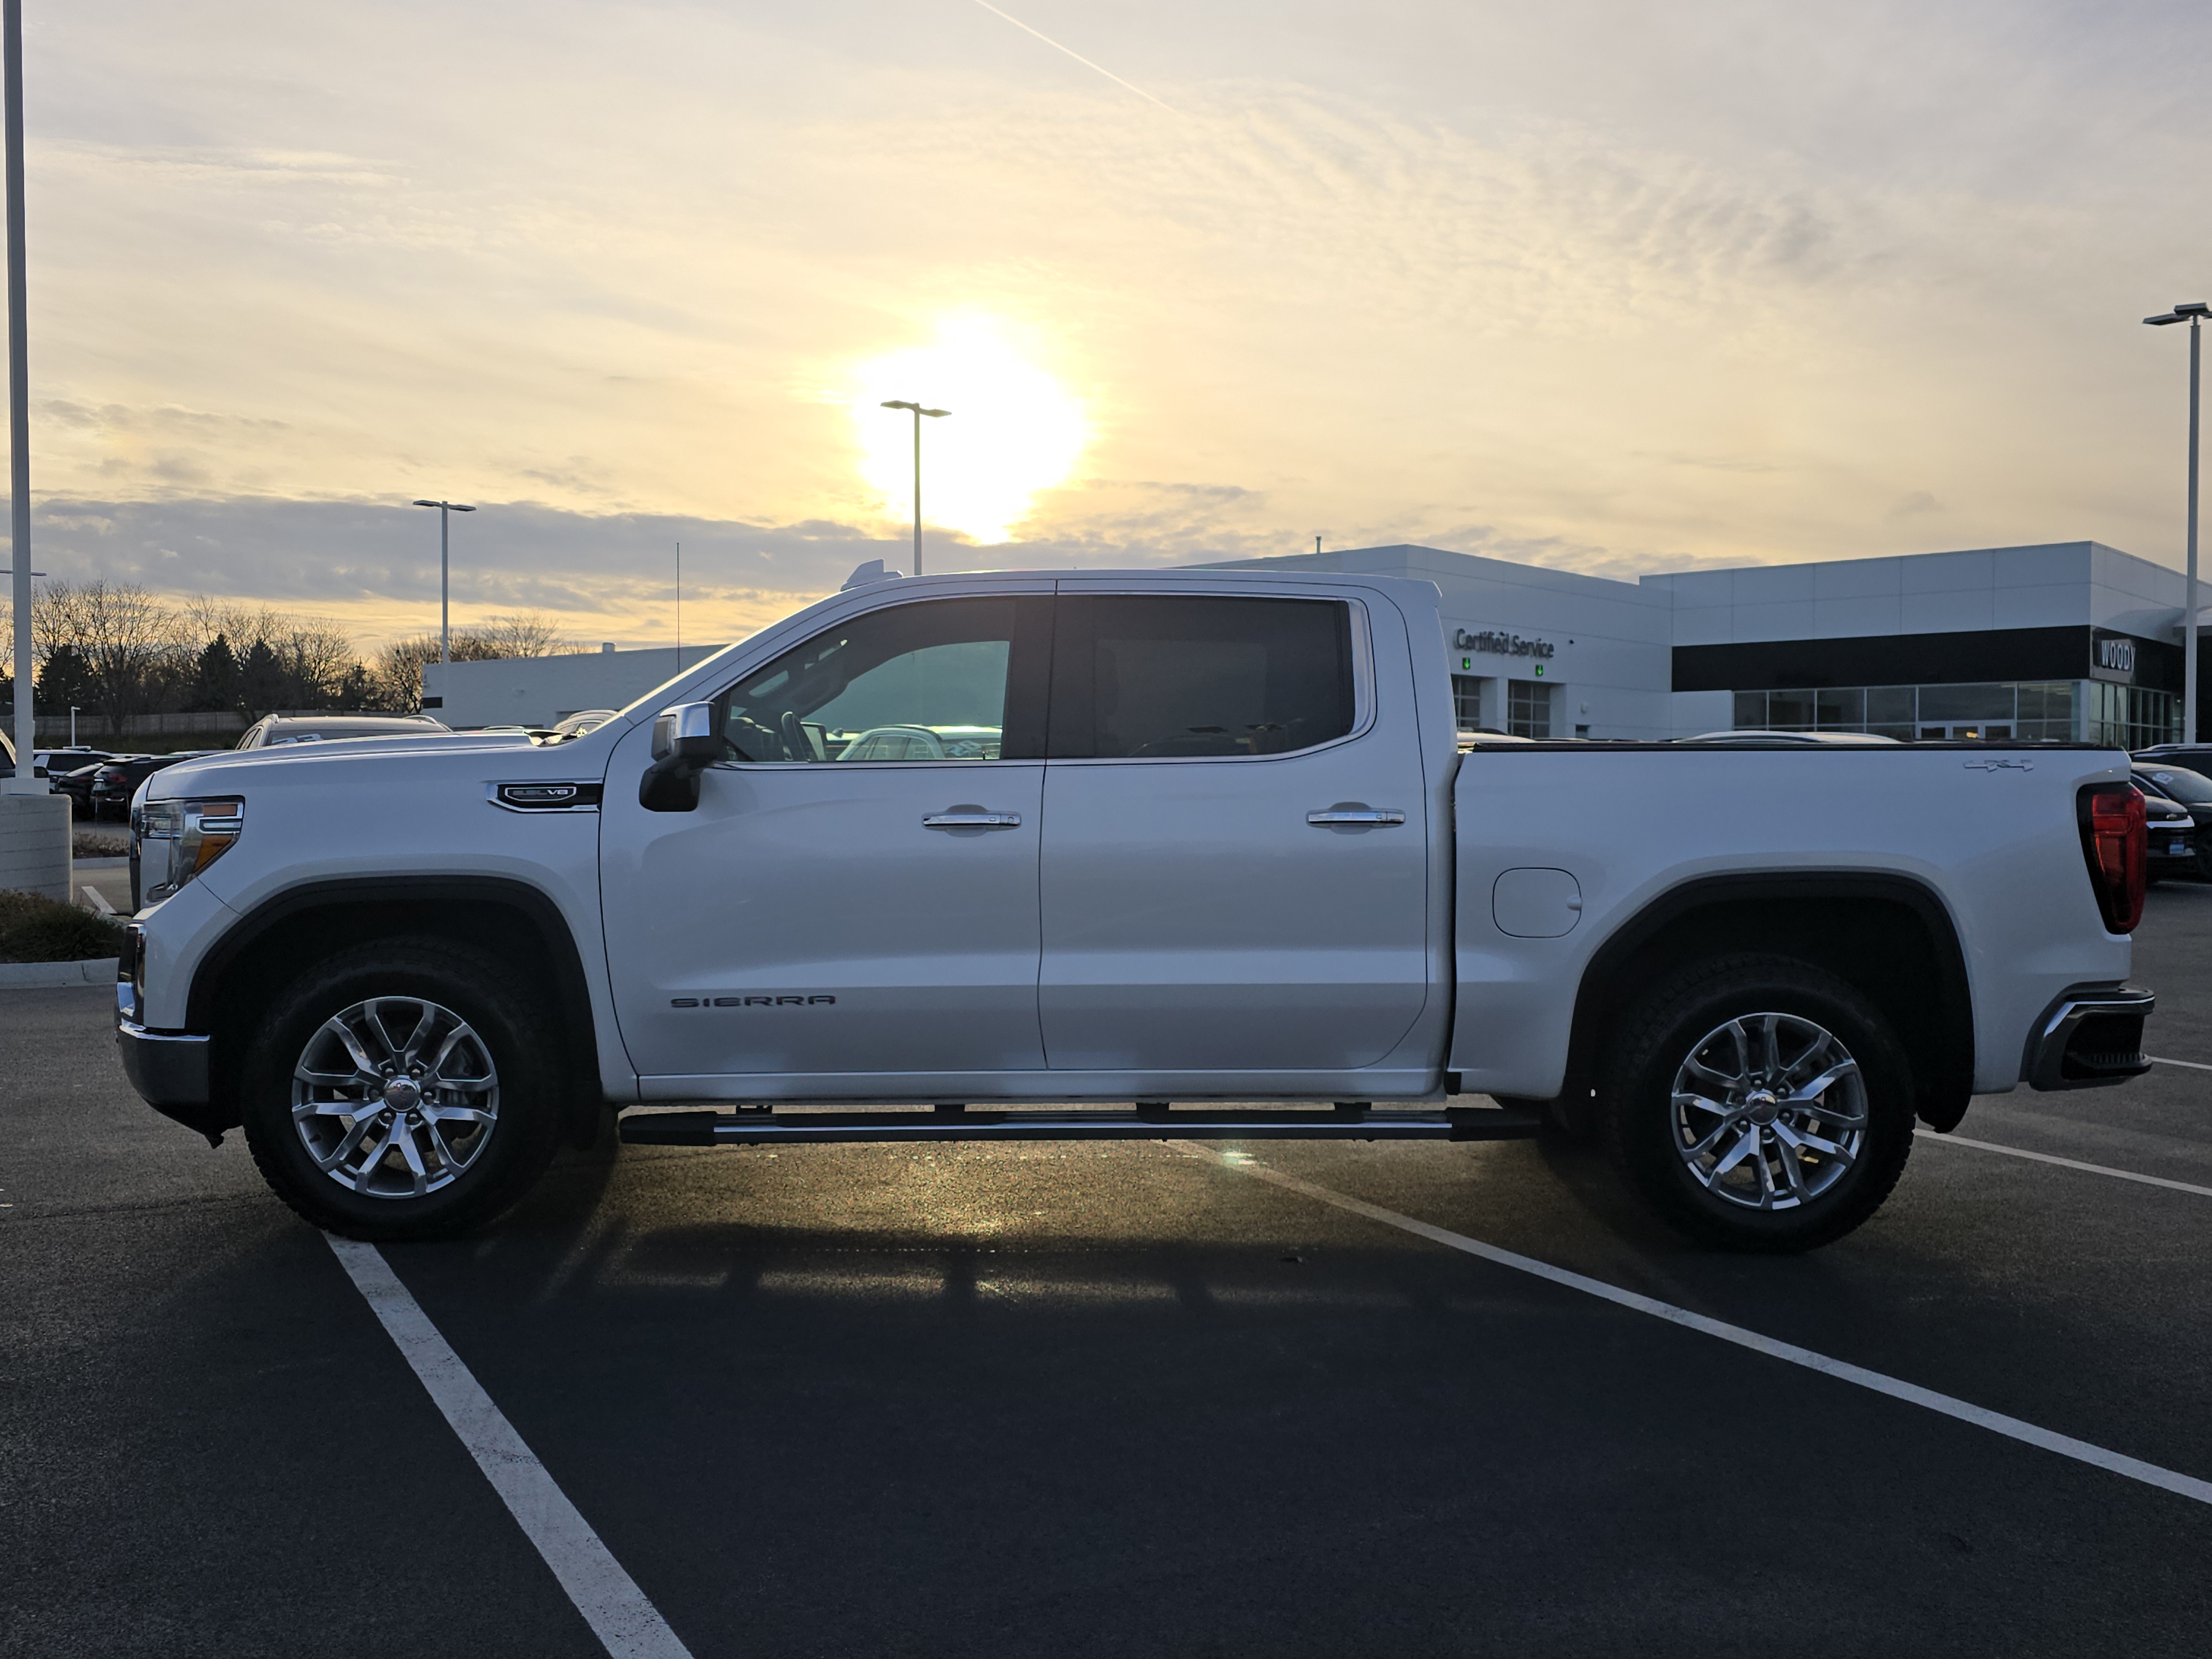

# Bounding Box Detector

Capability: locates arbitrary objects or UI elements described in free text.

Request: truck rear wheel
[240,939,566,1241]
[1599,954,1914,1253]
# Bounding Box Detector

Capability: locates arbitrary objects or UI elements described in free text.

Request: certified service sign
[1453,627,1557,663]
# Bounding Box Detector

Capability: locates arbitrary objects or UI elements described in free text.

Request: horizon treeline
[1,581,572,727]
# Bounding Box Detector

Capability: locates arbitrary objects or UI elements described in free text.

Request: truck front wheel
[240,939,566,1241]
[1600,955,1915,1252]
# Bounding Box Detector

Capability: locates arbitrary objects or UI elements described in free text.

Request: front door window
[717,597,1048,764]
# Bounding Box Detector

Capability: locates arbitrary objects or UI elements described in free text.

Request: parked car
[549,709,619,738]
[2133,744,2212,778]
[2137,786,2197,881]
[92,752,218,820]
[1677,731,1906,745]
[51,757,127,819]
[2133,763,2212,880]
[33,745,117,778]
[236,714,450,749]
[118,567,2156,1254]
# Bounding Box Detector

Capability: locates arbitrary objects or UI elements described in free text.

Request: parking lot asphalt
[6,889,2211,1657]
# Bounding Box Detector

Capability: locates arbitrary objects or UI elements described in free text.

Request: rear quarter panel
[1451,747,2135,1097]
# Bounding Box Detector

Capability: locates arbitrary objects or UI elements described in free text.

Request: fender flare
[186,874,607,1142]
[1558,870,1976,1131]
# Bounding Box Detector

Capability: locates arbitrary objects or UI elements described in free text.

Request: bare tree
[374,613,572,709]
[473,612,570,659]
[8,587,571,722]
[36,580,189,727]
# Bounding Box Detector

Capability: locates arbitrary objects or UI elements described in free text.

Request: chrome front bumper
[116,1016,211,1109]
[2024,985,2157,1091]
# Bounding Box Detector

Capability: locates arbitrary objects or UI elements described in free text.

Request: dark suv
[2134,761,2212,880]
[2133,744,2212,777]
[91,753,220,820]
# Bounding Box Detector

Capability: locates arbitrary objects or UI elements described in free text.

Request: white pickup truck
[116,566,2157,1251]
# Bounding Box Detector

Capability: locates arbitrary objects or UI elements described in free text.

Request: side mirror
[641,702,720,811]
[651,702,718,763]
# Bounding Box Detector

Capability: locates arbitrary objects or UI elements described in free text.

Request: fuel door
[1493,868,1583,938]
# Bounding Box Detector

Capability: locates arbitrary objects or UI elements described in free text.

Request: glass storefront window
[1451,675,1484,732]
[1866,687,1916,725]
[2083,682,2181,749]
[1916,682,2016,724]
[1767,689,1817,729]
[1725,677,2150,743]
[1816,688,1865,728]
[1507,680,1551,739]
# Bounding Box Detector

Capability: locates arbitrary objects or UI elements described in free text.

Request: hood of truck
[140,729,608,802]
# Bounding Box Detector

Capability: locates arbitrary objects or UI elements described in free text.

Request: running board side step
[620,1104,1545,1147]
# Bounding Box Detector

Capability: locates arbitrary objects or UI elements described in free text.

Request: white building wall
[1203,545,1677,739]
[1639,541,2186,649]
[422,644,728,729]
[1668,690,1734,738]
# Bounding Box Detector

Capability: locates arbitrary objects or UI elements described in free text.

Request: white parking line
[2150,1055,2212,1073]
[326,1235,694,1659]
[1184,1147,2212,1509]
[1916,1129,2212,1198]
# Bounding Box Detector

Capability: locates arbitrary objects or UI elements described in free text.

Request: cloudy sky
[8,0,2211,653]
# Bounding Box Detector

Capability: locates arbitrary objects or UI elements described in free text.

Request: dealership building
[421,538,2200,746]
[1215,539,2201,746]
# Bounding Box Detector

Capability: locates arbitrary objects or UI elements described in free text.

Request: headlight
[134,797,244,904]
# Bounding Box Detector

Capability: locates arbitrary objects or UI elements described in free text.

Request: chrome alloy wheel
[1670,1013,1866,1211]
[290,997,500,1199]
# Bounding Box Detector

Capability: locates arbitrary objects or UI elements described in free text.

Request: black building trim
[1672,625,2182,695]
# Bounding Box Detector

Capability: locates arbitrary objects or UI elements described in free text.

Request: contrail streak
[970,1,1176,111]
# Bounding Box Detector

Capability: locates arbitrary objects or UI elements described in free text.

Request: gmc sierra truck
[115,566,2157,1251]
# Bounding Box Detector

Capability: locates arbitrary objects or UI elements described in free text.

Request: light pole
[2146,301,2209,744]
[880,400,949,575]
[411,499,476,667]
[4,0,32,792]
[68,703,76,745]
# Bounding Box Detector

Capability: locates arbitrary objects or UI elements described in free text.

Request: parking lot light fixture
[5,0,34,791]
[411,499,477,668]
[879,401,950,576]
[2145,303,2208,743]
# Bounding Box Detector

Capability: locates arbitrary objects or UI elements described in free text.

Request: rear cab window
[1047,594,1357,759]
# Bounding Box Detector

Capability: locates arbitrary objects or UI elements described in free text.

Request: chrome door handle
[922,811,1023,829]
[1306,808,1406,826]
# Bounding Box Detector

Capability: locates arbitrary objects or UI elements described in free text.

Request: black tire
[1599,954,1914,1253]
[241,938,566,1241]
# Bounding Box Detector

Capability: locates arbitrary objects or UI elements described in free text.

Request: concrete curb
[0,957,120,989]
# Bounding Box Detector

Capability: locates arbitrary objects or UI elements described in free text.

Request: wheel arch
[187,875,607,1145]
[1555,872,1976,1133]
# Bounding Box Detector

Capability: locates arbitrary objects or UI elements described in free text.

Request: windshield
[2140,766,2212,805]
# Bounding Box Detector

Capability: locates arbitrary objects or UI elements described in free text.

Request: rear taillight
[2079,783,2147,933]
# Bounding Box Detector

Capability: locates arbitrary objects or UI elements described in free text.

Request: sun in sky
[848,316,1089,546]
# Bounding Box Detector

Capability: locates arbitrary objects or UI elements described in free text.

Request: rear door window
[1047,595,1356,759]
